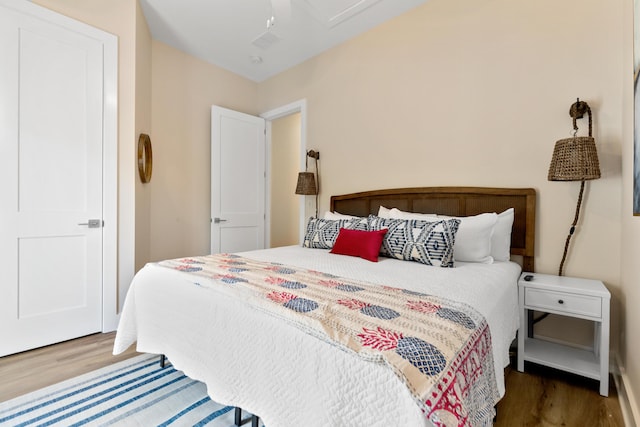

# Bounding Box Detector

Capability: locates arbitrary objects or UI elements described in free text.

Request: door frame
[102,26,118,332]
[261,99,307,246]
[4,0,119,332]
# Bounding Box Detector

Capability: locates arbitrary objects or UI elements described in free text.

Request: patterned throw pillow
[369,216,461,267]
[303,217,369,249]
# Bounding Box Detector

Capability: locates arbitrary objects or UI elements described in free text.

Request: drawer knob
[558,299,564,304]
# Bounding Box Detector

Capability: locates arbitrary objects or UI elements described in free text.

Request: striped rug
[0,354,261,426]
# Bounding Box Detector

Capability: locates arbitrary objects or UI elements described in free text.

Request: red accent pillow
[330,228,388,262]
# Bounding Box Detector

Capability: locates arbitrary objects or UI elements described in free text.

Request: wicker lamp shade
[295,172,317,195]
[296,150,320,217]
[548,136,601,181]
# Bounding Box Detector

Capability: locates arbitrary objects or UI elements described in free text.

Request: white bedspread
[114,246,520,427]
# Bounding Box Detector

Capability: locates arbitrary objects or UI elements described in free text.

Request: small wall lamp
[548,98,601,276]
[295,150,320,217]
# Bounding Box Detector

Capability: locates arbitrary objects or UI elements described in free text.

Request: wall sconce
[295,150,320,217]
[548,98,601,276]
[137,133,153,183]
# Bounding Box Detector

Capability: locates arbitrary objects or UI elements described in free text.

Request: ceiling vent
[301,0,382,28]
[251,31,281,50]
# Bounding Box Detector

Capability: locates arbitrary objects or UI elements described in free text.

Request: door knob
[213,218,227,224]
[78,219,102,228]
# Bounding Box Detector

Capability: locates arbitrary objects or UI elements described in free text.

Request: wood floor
[0,333,626,426]
[496,363,624,427]
[0,332,138,402]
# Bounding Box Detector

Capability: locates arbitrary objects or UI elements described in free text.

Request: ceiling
[140,0,429,82]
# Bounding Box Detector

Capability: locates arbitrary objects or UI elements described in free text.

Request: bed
[114,186,536,427]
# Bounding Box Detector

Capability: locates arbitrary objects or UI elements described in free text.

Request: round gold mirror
[137,133,153,183]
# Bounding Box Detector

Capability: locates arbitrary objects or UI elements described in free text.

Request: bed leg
[159,354,166,368]
[234,408,258,426]
[494,405,498,422]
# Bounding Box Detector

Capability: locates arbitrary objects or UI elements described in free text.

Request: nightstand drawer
[524,288,601,318]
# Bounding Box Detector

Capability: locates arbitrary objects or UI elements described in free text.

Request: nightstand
[517,272,610,396]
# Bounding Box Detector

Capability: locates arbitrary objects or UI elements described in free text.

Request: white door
[0,3,104,356]
[211,106,266,254]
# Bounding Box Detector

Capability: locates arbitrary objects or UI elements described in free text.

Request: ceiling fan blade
[271,0,291,24]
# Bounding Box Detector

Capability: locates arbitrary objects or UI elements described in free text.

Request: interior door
[211,106,266,254]
[0,3,104,356]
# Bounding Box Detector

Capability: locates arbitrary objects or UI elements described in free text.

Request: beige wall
[621,0,640,421]
[270,113,301,247]
[257,0,627,392]
[258,0,623,277]
[149,41,259,261]
[134,0,152,272]
[258,2,624,281]
[32,0,140,310]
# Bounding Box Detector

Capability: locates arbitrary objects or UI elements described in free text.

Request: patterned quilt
[158,254,500,426]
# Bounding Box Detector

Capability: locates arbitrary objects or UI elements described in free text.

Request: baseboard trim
[613,353,640,427]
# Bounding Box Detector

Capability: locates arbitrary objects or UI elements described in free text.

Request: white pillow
[438,212,498,264]
[491,208,514,262]
[377,206,391,219]
[388,207,438,220]
[323,211,359,220]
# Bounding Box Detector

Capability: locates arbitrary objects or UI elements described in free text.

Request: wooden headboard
[330,187,536,272]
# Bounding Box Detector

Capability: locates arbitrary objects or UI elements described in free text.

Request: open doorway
[270,113,301,247]
[261,99,307,248]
